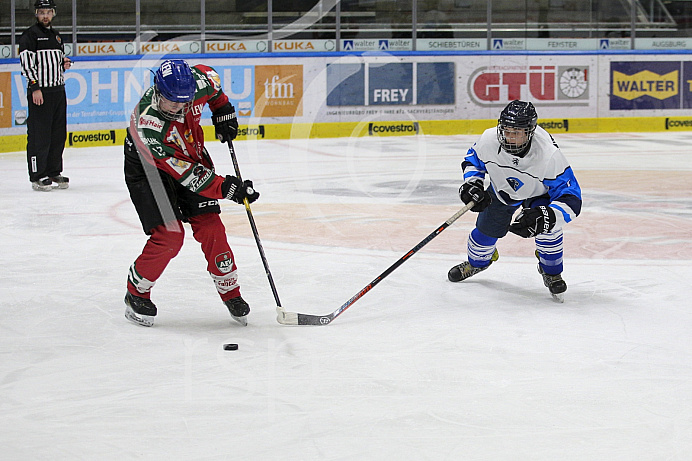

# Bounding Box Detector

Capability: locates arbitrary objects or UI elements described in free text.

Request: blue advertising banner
[610,61,681,110]
[326,63,365,106]
[10,63,256,127]
[326,62,455,107]
[683,62,692,109]
[417,62,455,105]
[369,63,413,105]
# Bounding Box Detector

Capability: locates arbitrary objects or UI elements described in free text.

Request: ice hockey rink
[2,131,692,460]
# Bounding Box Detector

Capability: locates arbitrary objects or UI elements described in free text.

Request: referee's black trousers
[26,86,67,182]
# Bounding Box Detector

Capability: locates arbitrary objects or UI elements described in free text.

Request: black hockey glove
[221,176,259,204]
[459,179,492,212]
[508,205,556,238]
[212,103,238,143]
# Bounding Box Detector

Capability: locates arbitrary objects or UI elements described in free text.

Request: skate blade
[231,315,248,326]
[125,305,155,327]
[551,292,565,303]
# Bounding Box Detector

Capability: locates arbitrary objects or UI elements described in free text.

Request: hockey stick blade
[276,202,475,326]
[276,307,334,325]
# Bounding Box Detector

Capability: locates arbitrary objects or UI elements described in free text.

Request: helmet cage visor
[152,88,193,121]
[497,122,536,155]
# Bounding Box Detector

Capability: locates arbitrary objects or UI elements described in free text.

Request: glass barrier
[2,0,691,58]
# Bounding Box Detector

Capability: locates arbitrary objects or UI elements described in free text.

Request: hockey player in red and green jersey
[123,59,259,327]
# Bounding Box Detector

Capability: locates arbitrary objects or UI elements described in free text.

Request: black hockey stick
[276,201,475,325]
[227,140,283,310]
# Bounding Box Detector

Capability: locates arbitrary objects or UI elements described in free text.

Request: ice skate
[224,296,250,326]
[51,175,69,189]
[31,177,52,192]
[124,292,157,327]
[448,249,499,282]
[537,265,566,303]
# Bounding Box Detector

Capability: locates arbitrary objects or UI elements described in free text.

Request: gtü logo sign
[470,65,560,103]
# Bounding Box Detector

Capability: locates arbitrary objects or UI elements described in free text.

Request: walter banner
[610,61,680,110]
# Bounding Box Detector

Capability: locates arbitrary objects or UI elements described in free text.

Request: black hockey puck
[223,343,239,351]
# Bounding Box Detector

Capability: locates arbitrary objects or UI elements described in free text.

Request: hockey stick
[227,140,283,311]
[276,201,475,325]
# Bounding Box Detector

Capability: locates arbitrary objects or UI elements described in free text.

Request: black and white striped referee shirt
[19,22,66,93]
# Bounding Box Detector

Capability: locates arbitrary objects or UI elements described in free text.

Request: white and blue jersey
[462,126,582,228]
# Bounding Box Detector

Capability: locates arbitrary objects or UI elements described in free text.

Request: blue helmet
[154,59,195,103]
[153,60,195,120]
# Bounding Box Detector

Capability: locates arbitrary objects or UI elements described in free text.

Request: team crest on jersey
[206,70,222,91]
[215,252,234,273]
[181,164,213,191]
[184,128,194,144]
[166,126,187,153]
[506,177,524,191]
[166,157,191,175]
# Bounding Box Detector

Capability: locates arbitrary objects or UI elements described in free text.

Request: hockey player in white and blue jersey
[448,100,582,302]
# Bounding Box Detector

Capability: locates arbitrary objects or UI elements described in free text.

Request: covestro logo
[665,117,692,129]
[368,122,419,136]
[69,130,116,146]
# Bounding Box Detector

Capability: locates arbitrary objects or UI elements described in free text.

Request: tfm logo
[469,65,587,105]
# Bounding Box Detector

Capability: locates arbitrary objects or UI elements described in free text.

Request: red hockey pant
[127,213,240,301]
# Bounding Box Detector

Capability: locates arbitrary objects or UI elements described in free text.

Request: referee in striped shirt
[19,0,72,191]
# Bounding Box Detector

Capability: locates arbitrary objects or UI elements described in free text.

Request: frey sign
[327,62,454,106]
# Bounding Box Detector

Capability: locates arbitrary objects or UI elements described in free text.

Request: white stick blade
[276,307,298,325]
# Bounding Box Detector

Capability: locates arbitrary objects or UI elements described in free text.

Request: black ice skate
[448,249,499,282]
[51,175,69,189]
[224,296,250,326]
[537,265,567,303]
[31,177,52,192]
[124,292,157,327]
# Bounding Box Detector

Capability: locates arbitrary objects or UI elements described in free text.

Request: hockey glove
[212,103,238,143]
[508,205,556,238]
[221,176,260,204]
[459,179,492,212]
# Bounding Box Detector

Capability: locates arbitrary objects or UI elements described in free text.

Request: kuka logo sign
[0,72,11,128]
[254,65,303,117]
[469,65,589,106]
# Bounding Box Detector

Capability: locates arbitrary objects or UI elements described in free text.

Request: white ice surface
[1,133,692,460]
